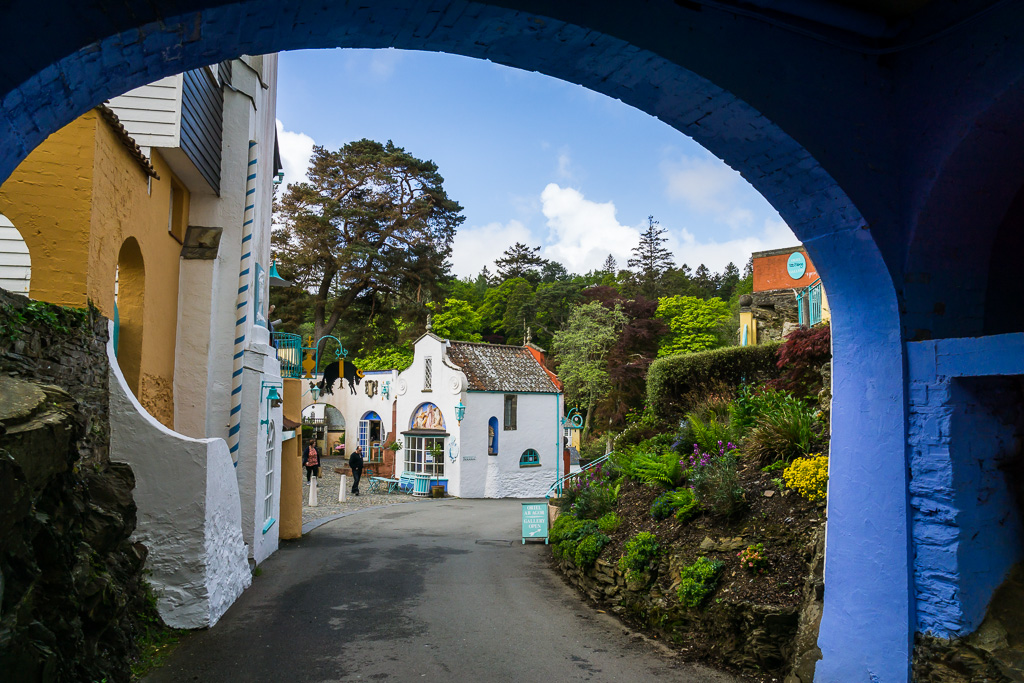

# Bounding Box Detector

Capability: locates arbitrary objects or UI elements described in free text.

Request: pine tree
[627,215,674,297]
[495,242,546,281]
[602,253,617,273]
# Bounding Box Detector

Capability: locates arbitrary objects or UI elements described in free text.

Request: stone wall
[740,290,800,344]
[0,288,152,683]
[554,525,825,680]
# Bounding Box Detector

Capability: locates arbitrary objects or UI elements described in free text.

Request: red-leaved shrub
[771,325,831,398]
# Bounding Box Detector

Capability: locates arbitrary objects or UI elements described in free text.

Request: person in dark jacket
[303,441,321,482]
[349,446,364,495]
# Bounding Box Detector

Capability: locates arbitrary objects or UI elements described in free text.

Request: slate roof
[446,341,560,393]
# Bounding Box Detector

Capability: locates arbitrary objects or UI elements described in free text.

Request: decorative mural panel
[410,402,445,431]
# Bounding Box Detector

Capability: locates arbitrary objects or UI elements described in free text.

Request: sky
[274,48,798,280]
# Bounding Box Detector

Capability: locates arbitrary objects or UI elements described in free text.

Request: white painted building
[300,334,566,497]
[397,333,564,498]
[0,213,30,294]
[104,56,284,628]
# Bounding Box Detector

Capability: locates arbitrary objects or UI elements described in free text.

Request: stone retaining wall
[553,525,824,681]
[0,289,152,683]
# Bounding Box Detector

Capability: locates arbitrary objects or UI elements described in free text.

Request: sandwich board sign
[522,502,549,544]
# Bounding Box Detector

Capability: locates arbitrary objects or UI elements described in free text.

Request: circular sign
[787,252,807,279]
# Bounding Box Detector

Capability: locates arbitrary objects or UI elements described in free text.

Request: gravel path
[300,456,416,527]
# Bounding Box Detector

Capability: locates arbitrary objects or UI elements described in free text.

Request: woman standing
[303,441,321,482]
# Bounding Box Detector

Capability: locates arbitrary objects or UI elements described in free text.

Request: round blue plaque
[787,252,807,279]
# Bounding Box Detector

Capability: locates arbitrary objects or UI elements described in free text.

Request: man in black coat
[349,446,364,496]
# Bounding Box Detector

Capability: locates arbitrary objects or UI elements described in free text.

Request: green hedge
[646,343,782,421]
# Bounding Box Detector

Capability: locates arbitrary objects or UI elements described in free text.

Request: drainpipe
[228,140,258,465]
[555,392,561,496]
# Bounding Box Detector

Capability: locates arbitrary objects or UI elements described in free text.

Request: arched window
[520,449,540,467]
[115,237,145,397]
[488,416,499,455]
[0,214,30,294]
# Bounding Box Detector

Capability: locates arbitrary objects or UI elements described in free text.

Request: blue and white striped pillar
[228,140,258,464]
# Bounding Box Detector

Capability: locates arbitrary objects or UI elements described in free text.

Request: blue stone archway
[5,2,1024,680]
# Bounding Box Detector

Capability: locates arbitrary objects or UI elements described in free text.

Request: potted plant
[428,442,445,498]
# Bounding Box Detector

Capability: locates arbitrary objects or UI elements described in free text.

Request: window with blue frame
[520,448,540,467]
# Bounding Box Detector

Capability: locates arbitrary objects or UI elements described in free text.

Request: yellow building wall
[279,378,304,540]
[88,121,184,427]
[0,109,187,427]
[0,115,95,307]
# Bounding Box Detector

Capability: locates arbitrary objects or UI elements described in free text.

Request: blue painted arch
[8,2,1024,679]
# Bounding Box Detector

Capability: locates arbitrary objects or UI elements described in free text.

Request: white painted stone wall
[108,325,250,629]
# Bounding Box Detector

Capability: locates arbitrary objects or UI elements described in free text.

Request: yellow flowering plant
[783,454,829,502]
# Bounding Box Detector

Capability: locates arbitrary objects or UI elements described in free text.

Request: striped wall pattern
[228,140,257,464]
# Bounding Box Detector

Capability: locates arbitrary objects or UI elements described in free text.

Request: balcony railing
[272,332,303,378]
[796,278,824,328]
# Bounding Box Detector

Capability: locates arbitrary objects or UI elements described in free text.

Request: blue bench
[399,472,416,493]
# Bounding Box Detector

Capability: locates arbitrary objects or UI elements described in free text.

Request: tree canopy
[272,139,464,354]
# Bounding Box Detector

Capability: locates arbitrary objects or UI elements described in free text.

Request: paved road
[145,499,740,683]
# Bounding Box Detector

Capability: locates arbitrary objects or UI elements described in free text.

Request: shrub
[771,324,831,398]
[614,448,683,489]
[690,452,745,517]
[729,384,806,432]
[650,489,699,522]
[784,454,829,502]
[573,532,611,567]
[572,481,619,520]
[683,413,733,454]
[597,511,620,534]
[618,531,660,583]
[677,556,726,607]
[745,402,818,467]
[737,543,768,574]
[550,515,609,567]
[647,343,782,422]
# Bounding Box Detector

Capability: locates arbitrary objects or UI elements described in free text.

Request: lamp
[454,399,466,425]
[260,382,284,426]
[310,384,321,402]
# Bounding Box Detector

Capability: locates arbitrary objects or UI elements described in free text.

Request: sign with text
[521,503,549,544]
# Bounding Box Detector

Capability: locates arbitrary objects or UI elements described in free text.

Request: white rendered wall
[238,324,283,565]
[394,335,562,498]
[302,369,399,457]
[108,324,251,629]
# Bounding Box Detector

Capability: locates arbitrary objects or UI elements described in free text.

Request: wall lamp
[455,399,466,425]
[260,381,283,426]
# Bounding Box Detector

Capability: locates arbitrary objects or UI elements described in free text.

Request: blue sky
[275,48,797,279]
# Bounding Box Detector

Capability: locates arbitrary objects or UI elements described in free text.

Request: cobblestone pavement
[301,457,415,526]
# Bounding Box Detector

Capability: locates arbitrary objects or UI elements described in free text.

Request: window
[424,356,432,391]
[404,435,445,477]
[520,449,540,467]
[168,178,187,243]
[262,421,276,530]
[488,416,499,455]
[504,394,517,430]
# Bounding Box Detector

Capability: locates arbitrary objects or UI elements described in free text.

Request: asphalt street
[144,499,740,683]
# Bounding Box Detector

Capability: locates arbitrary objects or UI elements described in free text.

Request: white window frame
[262,421,276,530]
[404,435,445,478]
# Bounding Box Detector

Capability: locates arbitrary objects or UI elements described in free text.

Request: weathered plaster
[108,322,250,628]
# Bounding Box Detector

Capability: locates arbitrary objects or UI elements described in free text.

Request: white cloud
[556,149,573,181]
[450,219,534,278]
[670,217,798,273]
[344,48,403,81]
[275,119,315,187]
[539,184,640,274]
[662,155,756,230]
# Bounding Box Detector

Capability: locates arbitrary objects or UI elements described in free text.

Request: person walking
[303,441,321,482]
[349,446,364,496]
